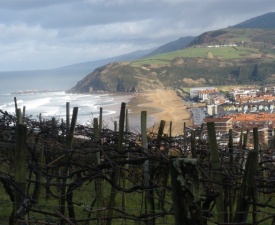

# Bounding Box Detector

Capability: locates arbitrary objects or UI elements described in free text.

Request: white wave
[0,99,23,110]
[18,97,51,110]
[0,93,11,96]
[0,91,127,126]
[42,110,62,117]
[103,110,116,115]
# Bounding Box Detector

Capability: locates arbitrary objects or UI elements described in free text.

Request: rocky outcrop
[68,62,165,93]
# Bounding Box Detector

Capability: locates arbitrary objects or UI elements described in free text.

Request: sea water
[0,91,125,126]
[0,72,135,129]
[0,72,156,132]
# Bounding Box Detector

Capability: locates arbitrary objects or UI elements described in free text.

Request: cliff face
[68,62,165,93]
[68,56,275,94]
[68,57,275,93]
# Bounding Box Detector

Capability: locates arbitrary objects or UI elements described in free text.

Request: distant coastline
[11,89,63,95]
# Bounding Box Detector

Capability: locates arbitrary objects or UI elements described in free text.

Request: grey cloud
[0,0,274,70]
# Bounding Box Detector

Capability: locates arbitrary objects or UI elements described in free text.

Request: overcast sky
[0,0,274,71]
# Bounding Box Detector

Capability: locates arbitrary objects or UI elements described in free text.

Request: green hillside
[69,27,275,93]
[130,46,269,67]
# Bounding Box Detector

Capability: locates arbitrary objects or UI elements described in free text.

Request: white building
[264,85,275,94]
[190,87,216,99]
[207,104,218,115]
[230,87,259,101]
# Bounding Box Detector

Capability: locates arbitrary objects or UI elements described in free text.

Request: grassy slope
[129,27,275,67]
[130,46,267,67]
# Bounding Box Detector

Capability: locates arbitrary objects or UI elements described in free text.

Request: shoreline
[126,89,192,136]
[2,89,192,136]
[61,90,192,135]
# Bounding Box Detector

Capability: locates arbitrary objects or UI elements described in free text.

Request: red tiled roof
[204,117,232,123]
[198,89,219,94]
[223,112,275,123]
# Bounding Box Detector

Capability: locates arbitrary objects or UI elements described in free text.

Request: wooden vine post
[22,106,26,124]
[114,121,117,132]
[66,102,70,130]
[207,122,225,223]
[125,108,129,132]
[14,97,18,114]
[122,108,130,212]
[99,107,103,132]
[16,108,22,125]
[170,158,202,225]
[157,120,166,141]
[252,127,259,223]
[13,124,27,223]
[183,122,186,152]
[239,125,243,149]
[59,107,78,224]
[141,111,151,219]
[169,121,172,138]
[106,102,126,225]
[191,129,196,158]
[228,128,234,222]
[94,117,104,222]
[234,127,259,223]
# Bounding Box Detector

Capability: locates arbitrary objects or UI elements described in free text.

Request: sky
[0,0,274,71]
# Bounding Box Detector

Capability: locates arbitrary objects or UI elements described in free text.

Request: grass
[214,84,261,92]
[0,169,175,224]
[226,28,260,42]
[130,58,171,66]
[130,46,264,67]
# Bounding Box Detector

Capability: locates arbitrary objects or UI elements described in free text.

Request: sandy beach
[127,89,192,136]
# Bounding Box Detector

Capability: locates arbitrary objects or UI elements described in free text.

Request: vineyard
[0,100,275,225]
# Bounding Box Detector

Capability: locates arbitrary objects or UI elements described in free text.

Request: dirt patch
[206,51,214,59]
[141,66,150,71]
[173,57,185,65]
[183,78,207,85]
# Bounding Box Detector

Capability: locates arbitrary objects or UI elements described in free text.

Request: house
[203,117,233,134]
[190,87,216,99]
[207,104,218,116]
[263,84,275,94]
[230,87,260,101]
[198,88,219,101]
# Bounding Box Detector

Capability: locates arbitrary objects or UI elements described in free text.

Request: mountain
[54,48,155,73]
[68,12,275,94]
[0,48,157,93]
[188,27,275,47]
[54,36,195,74]
[145,36,195,57]
[233,12,275,29]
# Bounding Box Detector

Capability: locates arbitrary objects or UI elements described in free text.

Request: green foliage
[210,29,227,38]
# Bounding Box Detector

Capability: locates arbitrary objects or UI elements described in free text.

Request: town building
[203,117,233,135]
[263,84,275,94]
[221,112,275,147]
[198,88,219,101]
[207,104,218,116]
[230,87,260,102]
[190,87,216,99]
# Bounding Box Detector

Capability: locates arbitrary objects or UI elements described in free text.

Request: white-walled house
[190,87,216,99]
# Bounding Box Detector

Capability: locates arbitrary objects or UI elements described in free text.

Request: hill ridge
[68,12,275,93]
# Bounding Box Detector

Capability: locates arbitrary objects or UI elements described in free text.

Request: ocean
[0,72,141,130]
